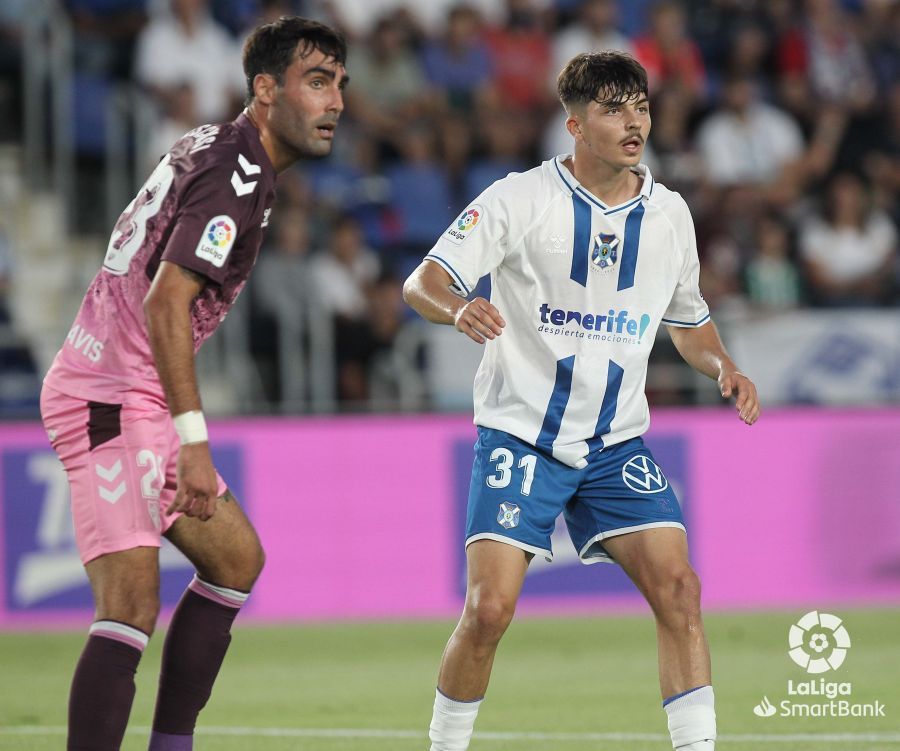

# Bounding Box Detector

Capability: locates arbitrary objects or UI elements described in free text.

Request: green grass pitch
[1,610,898,750]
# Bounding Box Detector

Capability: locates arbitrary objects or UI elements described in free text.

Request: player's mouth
[620,135,643,154]
[316,123,337,139]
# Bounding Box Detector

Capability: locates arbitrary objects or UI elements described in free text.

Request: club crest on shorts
[497,502,521,529]
[590,232,619,272]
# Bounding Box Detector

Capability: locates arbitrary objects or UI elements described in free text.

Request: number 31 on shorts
[485,448,536,496]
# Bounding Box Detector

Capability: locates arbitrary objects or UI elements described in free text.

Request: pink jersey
[44,113,276,408]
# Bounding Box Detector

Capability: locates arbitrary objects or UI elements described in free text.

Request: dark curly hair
[557,52,648,112]
[242,16,347,105]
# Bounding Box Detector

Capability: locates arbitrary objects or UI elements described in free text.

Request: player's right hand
[168,442,219,522]
[454,297,506,344]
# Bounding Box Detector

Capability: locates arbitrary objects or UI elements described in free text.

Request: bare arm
[144,260,218,520]
[667,320,760,425]
[402,259,505,344]
[144,261,205,413]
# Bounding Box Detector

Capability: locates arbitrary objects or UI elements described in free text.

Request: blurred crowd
[0,0,898,408]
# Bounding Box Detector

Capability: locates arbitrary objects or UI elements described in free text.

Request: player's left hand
[168,442,219,521]
[718,367,760,425]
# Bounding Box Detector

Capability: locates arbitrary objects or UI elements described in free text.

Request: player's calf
[149,494,261,750]
[148,576,250,750]
[69,621,151,751]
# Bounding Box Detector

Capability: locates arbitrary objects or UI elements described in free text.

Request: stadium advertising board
[725,310,900,405]
[0,410,898,628]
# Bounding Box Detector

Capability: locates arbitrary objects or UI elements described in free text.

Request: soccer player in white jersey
[404,52,760,751]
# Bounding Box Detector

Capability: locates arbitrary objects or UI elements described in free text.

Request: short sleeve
[161,162,251,285]
[662,199,711,328]
[424,181,510,296]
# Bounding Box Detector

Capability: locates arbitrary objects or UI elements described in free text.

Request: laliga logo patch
[445,204,483,245]
[207,219,233,247]
[195,214,237,268]
[789,611,851,674]
[590,232,619,273]
[497,502,520,530]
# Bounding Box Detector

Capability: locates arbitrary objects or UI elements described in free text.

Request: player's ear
[565,113,583,141]
[252,73,278,105]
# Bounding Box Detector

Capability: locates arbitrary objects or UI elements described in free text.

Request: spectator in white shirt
[135,0,244,125]
[696,73,805,189]
[800,171,897,306]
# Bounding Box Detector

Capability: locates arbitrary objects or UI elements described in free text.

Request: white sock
[664,685,716,750]
[428,688,483,751]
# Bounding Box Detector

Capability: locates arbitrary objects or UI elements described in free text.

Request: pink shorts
[40,385,227,564]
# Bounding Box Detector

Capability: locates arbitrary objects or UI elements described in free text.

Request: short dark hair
[557,52,648,111]
[242,16,347,105]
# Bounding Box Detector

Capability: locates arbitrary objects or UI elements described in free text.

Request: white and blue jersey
[426,156,709,470]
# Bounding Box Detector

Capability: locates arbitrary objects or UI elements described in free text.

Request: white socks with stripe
[429,689,483,751]
[664,685,716,750]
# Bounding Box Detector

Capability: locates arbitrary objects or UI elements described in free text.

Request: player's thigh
[41,387,172,565]
[164,490,264,590]
[600,525,692,597]
[464,538,532,607]
[84,546,161,634]
[465,427,577,563]
[565,437,685,564]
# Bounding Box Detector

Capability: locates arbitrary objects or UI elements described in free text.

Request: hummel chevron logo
[232,153,260,196]
[95,460,126,504]
[99,482,126,504]
[238,153,261,175]
[95,459,122,482]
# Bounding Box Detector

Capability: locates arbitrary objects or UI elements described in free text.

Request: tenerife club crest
[590,232,619,273]
[497,502,521,530]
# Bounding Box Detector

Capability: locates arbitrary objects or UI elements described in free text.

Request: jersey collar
[551,155,654,215]
[235,111,277,179]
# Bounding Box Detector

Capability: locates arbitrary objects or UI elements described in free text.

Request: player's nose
[328,84,344,114]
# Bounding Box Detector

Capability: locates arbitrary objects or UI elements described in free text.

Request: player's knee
[245,539,266,583]
[651,566,702,622]
[97,592,160,636]
[463,592,516,644]
[209,537,265,591]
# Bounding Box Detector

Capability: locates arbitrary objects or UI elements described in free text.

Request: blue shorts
[465,427,685,564]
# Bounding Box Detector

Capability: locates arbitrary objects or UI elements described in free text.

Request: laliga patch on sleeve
[195,215,237,268]
[444,204,483,245]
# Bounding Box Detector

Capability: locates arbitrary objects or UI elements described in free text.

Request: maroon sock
[151,577,247,741]
[68,622,149,751]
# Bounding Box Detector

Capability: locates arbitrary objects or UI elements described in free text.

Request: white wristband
[173,410,208,445]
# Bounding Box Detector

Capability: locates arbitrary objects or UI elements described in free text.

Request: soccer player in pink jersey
[40,17,348,751]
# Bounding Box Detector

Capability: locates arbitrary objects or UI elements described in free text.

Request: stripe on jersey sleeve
[617,202,645,291]
[587,360,624,454]
[569,193,592,288]
[536,355,576,453]
[425,254,472,296]
[661,313,711,327]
